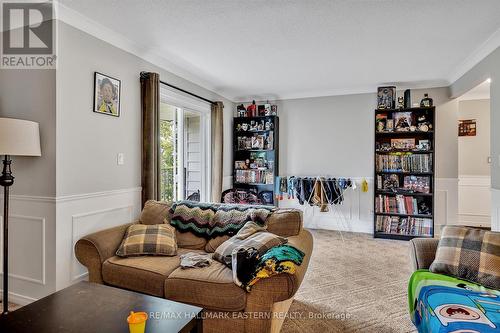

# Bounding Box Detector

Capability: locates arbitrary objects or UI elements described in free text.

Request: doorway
[159,85,211,202]
[456,79,491,227]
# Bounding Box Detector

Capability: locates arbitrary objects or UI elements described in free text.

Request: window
[159,85,211,202]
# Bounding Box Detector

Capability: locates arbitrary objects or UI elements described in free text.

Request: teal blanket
[244,244,305,291]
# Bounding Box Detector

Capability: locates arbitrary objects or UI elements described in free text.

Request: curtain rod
[160,80,215,105]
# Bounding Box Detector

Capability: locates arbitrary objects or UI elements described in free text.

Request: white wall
[450,45,500,231]
[458,99,491,176]
[457,99,491,227]
[244,87,459,233]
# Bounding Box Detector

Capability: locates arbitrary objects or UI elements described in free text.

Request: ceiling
[58,0,500,101]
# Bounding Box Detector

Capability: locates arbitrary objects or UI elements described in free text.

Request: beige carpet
[282,229,417,333]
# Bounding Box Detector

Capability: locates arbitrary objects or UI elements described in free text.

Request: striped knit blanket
[169,201,275,238]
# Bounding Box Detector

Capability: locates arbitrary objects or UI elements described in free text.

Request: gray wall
[451,46,500,189]
[56,22,233,196]
[246,87,458,179]
[458,99,490,176]
[0,69,56,196]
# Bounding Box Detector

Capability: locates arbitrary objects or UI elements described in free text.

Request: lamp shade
[0,118,41,156]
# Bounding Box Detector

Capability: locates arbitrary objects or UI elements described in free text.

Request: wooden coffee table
[0,282,203,332]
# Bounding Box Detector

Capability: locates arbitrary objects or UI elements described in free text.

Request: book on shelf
[234,169,274,185]
[376,153,432,173]
[376,215,433,236]
[375,195,430,215]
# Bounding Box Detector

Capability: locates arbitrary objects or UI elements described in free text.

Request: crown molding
[232,80,449,103]
[54,1,232,101]
[447,26,500,85]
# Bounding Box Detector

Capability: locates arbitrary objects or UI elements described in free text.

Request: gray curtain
[140,72,160,208]
[211,101,224,202]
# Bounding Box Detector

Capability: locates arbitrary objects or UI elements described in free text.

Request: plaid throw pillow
[213,224,287,267]
[430,226,500,289]
[116,224,177,257]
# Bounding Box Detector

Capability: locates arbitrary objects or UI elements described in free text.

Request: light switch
[117,153,125,166]
[488,156,492,164]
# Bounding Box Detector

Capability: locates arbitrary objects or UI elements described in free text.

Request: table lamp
[0,118,41,315]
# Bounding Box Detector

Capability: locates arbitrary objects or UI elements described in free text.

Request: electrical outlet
[117,153,125,166]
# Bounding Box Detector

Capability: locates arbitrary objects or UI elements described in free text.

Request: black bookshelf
[233,115,279,206]
[373,106,435,240]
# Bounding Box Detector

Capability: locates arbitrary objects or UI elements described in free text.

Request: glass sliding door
[159,103,178,202]
[159,86,211,202]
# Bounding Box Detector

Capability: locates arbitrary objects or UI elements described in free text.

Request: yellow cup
[127,311,148,333]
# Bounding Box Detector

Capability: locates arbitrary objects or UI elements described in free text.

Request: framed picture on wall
[93,72,121,117]
[458,119,476,136]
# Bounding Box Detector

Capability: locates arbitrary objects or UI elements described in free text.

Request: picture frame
[393,112,413,131]
[458,119,476,136]
[93,72,121,117]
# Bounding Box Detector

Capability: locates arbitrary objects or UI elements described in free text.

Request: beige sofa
[75,201,313,333]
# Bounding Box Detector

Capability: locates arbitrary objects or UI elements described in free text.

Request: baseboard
[0,289,38,306]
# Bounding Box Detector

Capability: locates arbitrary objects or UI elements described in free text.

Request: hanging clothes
[311,177,329,212]
[283,176,355,210]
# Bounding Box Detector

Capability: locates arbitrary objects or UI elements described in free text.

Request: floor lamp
[0,118,41,315]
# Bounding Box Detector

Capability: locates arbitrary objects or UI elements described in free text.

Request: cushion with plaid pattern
[116,224,177,257]
[213,221,287,267]
[430,225,500,289]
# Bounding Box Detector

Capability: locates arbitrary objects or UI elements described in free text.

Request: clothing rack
[276,175,357,205]
[276,175,359,241]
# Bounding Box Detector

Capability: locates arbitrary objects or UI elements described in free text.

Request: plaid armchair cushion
[116,224,177,257]
[429,226,500,289]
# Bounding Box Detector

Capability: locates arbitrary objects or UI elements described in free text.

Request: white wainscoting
[492,188,500,232]
[56,187,142,291]
[0,187,141,305]
[278,177,458,236]
[458,175,491,227]
[435,178,459,235]
[0,195,56,305]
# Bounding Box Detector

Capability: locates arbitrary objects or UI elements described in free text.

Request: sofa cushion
[102,248,201,297]
[175,230,207,250]
[164,260,247,311]
[205,235,230,253]
[116,224,177,257]
[140,200,172,225]
[430,226,500,290]
[267,209,302,237]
